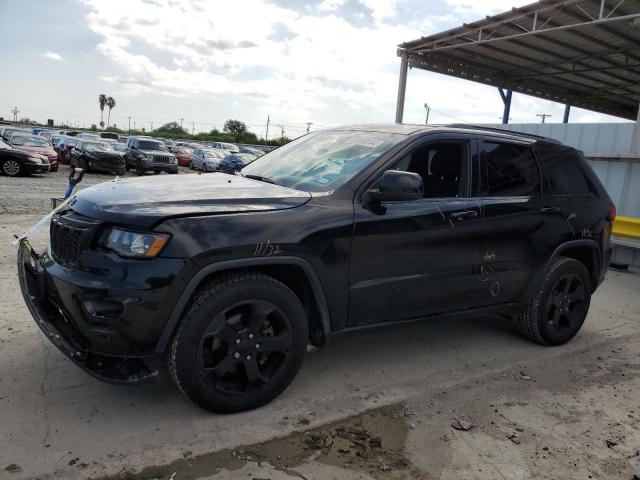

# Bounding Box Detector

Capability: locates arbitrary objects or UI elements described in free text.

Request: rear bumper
[17,239,190,382]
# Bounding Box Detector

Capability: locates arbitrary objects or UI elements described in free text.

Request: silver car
[189,148,226,172]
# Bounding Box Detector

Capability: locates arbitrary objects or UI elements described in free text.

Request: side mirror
[364,170,423,203]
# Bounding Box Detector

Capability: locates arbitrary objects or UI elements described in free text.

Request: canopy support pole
[499,88,512,124]
[395,53,409,124]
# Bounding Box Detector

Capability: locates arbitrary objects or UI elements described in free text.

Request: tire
[116,166,125,176]
[84,158,91,172]
[2,159,23,177]
[202,163,208,173]
[517,256,592,346]
[136,161,144,176]
[189,161,194,170]
[125,161,130,172]
[168,272,308,413]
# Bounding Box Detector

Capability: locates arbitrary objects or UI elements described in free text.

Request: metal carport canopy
[394,0,640,123]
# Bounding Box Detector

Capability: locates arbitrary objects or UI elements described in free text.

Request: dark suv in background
[123,136,178,175]
[18,124,614,413]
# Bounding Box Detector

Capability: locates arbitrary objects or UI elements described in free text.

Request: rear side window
[537,148,592,195]
[480,141,540,196]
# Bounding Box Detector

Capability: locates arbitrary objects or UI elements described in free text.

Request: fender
[523,239,601,300]
[154,256,332,353]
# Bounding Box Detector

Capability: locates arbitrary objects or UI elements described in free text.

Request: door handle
[540,206,562,215]
[450,210,479,220]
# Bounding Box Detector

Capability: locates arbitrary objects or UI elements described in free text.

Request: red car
[9,134,58,171]
[169,146,193,167]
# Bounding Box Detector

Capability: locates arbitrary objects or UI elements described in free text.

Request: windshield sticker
[315,177,331,185]
[350,136,385,149]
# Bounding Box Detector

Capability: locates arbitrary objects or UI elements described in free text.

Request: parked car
[100,132,119,141]
[0,139,49,176]
[2,127,32,142]
[70,141,125,175]
[189,148,226,171]
[238,146,265,157]
[77,132,102,141]
[218,153,258,173]
[123,136,178,175]
[9,134,58,172]
[211,141,239,153]
[18,124,614,413]
[111,143,126,153]
[169,146,193,167]
[56,136,80,164]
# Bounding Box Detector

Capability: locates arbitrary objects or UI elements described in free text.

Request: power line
[537,113,552,123]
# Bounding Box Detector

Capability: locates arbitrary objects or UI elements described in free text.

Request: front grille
[50,213,99,268]
[153,155,173,163]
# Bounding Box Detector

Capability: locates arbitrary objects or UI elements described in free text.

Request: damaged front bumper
[17,238,160,383]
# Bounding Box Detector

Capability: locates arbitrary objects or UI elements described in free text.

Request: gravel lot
[1,165,640,479]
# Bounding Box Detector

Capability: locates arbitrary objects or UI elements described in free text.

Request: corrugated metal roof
[399,0,640,120]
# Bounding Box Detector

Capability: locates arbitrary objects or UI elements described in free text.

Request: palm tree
[106,96,116,128]
[98,94,107,128]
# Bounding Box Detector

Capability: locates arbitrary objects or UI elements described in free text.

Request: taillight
[608,204,616,221]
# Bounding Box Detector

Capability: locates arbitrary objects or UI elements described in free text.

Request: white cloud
[42,51,64,61]
[445,0,532,15]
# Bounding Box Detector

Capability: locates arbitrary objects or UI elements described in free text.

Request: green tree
[106,96,116,127]
[90,124,98,131]
[18,117,39,125]
[98,94,107,127]
[155,121,188,136]
[223,119,247,138]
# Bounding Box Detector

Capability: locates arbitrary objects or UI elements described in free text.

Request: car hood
[140,150,174,157]
[86,150,123,159]
[70,173,311,227]
[15,145,55,157]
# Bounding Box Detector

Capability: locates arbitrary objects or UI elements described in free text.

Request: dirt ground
[1,165,640,480]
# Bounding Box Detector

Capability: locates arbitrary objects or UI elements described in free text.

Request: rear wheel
[189,161,194,170]
[168,272,308,413]
[2,159,23,177]
[517,256,591,346]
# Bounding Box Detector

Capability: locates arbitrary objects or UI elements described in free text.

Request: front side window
[386,141,468,198]
[480,142,539,196]
[537,148,592,195]
[243,130,404,193]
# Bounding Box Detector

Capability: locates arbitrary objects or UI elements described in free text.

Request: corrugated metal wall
[482,122,635,154]
[587,159,640,218]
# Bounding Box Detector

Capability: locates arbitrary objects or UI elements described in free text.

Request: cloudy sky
[0,0,627,138]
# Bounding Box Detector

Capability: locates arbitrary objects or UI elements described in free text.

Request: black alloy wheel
[169,272,308,413]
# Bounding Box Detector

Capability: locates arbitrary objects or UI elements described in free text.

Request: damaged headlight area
[100,227,170,258]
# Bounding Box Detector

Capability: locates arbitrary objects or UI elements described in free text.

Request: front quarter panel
[157,198,355,331]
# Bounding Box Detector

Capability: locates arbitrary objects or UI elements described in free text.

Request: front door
[348,136,485,327]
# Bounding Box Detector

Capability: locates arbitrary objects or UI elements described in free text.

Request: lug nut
[255,344,260,349]
[246,354,252,361]
[235,339,241,344]
[248,333,254,339]
[233,352,240,359]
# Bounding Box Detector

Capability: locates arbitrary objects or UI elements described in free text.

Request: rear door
[475,138,547,305]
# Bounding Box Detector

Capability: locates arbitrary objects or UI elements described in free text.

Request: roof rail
[445,124,560,143]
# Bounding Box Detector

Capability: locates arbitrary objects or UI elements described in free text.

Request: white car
[211,142,239,153]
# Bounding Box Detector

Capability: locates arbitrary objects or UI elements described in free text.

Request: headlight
[146,154,154,161]
[100,228,170,258]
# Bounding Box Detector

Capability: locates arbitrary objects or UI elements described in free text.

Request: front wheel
[517,257,591,346]
[115,166,125,176]
[168,272,308,413]
[2,159,23,177]
[136,161,144,176]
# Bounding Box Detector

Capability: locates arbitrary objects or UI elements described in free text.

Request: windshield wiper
[243,174,284,186]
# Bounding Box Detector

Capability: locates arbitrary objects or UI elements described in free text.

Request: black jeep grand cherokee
[18,124,615,413]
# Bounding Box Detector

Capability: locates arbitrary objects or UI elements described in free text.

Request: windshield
[204,150,224,158]
[137,140,167,151]
[112,143,126,151]
[242,130,403,192]
[85,142,113,152]
[11,135,48,147]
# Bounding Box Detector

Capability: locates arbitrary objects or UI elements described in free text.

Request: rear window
[537,148,592,195]
[480,141,540,196]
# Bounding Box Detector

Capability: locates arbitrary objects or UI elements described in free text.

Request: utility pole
[180,118,184,129]
[149,121,154,131]
[306,122,313,134]
[424,103,430,125]
[279,125,285,139]
[134,121,136,131]
[128,116,131,132]
[192,123,195,135]
[536,113,552,124]
[265,115,270,141]
[11,106,19,122]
